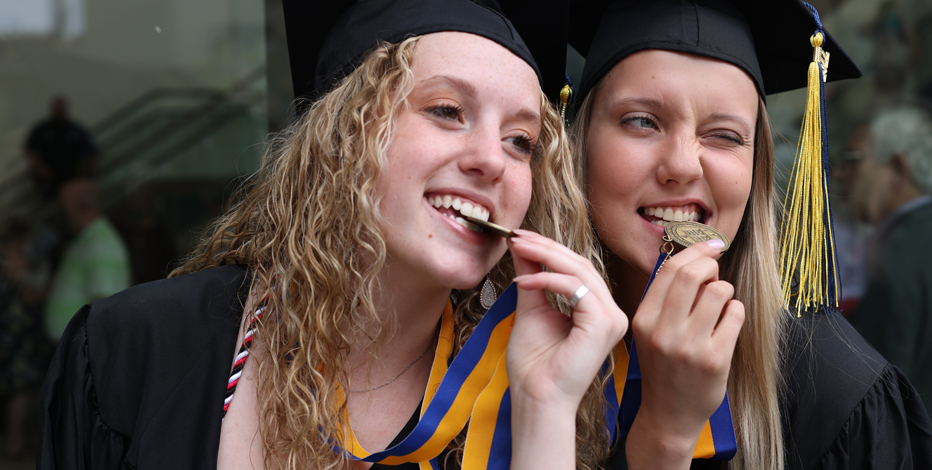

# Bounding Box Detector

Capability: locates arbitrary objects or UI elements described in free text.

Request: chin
[430,259,492,291]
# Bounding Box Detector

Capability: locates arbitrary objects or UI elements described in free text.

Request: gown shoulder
[781,312,932,469]
[38,265,250,469]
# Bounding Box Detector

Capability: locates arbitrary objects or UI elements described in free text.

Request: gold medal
[655,222,729,274]
[463,216,516,238]
[663,221,730,252]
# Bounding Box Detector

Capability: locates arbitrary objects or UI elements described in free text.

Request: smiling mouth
[639,204,706,227]
[427,194,491,233]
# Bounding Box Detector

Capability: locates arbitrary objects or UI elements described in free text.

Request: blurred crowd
[0,97,184,461]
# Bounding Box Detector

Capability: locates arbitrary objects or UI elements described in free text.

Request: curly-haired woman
[37,1,627,469]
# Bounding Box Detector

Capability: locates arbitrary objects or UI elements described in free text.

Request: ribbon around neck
[337,263,736,468]
[604,252,737,460]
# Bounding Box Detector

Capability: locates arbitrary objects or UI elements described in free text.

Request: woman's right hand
[625,239,745,469]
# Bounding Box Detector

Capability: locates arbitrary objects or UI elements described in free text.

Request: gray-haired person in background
[849,103,932,414]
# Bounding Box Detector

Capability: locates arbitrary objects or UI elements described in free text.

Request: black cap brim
[569,0,862,98]
[283,0,570,103]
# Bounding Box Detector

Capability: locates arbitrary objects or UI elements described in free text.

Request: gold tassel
[778,32,840,315]
[559,84,572,124]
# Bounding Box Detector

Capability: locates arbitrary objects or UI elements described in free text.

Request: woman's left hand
[505,230,627,469]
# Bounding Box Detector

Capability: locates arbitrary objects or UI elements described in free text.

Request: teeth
[644,205,705,223]
[455,216,483,233]
[461,202,474,217]
[428,194,492,224]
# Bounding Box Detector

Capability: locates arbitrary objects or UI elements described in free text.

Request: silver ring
[569,285,590,308]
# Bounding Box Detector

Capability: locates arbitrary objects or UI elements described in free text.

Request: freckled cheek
[505,167,533,225]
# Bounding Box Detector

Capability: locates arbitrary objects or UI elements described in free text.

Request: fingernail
[513,275,528,282]
[706,239,725,250]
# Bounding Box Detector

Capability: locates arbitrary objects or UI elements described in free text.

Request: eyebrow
[606,96,665,112]
[707,112,753,133]
[608,97,753,131]
[418,75,479,99]
[515,108,542,130]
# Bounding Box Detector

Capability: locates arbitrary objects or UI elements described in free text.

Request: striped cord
[223,305,265,419]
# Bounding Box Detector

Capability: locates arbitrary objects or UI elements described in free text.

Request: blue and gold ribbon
[338,284,518,468]
[603,252,737,459]
[338,258,736,467]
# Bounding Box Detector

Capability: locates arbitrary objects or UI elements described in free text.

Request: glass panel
[0,0,269,280]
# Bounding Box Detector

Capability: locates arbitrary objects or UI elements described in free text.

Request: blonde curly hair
[173,36,612,469]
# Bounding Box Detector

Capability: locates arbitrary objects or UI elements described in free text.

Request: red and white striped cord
[222,305,265,420]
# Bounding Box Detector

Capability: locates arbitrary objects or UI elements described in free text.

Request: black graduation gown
[38,265,932,469]
[604,313,932,469]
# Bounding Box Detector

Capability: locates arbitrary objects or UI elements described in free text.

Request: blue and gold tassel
[779,3,841,316]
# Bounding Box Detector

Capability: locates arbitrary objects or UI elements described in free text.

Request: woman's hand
[625,239,745,469]
[505,229,628,470]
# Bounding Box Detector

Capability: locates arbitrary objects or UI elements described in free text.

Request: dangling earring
[480,276,497,310]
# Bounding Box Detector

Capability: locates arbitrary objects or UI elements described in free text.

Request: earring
[480,276,497,310]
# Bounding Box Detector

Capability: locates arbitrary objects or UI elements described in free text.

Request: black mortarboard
[571,0,863,101]
[282,0,570,102]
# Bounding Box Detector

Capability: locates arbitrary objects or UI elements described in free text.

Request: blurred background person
[830,123,871,314]
[23,97,98,201]
[849,103,932,413]
[0,218,52,460]
[44,178,129,341]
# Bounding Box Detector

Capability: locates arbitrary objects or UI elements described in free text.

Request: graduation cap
[571,0,862,101]
[282,0,571,103]
[569,0,863,315]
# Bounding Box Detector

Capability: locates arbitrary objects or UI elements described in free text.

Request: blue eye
[624,116,657,129]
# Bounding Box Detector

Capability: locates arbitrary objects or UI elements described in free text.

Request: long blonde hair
[173,36,609,469]
[571,87,787,469]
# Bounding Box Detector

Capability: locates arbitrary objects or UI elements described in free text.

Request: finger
[513,272,598,310]
[639,240,724,322]
[513,271,628,349]
[711,299,745,352]
[653,257,720,327]
[509,237,544,278]
[511,230,593,272]
[509,232,606,294]
[687,280,735,338]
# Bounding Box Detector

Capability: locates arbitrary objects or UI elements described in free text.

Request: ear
[890,153,911,179]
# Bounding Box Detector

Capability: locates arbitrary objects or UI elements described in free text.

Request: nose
[656,133,703,186]
[458,124,507,183]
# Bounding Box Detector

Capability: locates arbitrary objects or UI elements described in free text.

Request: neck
[73,212,100,233]
[345,259,451,381]
[881,186,924,225]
